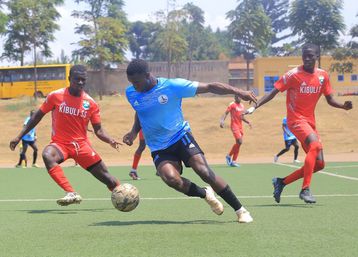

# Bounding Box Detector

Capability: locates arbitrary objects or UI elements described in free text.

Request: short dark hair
[70,65,87,77]
[302,43,319,55]
[126,59,149,76]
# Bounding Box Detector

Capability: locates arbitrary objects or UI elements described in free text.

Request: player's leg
[75,141,120,191]
[16,141,28,167]
[274,140,290,162]
[293,139,300,163]
[87,160,119,191]
[129,138,146,180]
[29,141,39,167]
[226,144,237,166]
[152,143,224,217]
[182,132,252,222]
[230,137,242,167]
[42,144,80,206]
[189,154,252,222]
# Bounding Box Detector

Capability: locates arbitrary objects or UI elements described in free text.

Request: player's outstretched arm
[220,112,229,128]
[242,115,252,129]
[123,113,141,146]
[325,94,353,110]
[9,109,45,151]
[92,123,122,150]
[196,82,257,104]
[245,88,280,115]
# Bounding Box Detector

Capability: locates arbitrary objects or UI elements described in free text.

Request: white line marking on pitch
[1,194,358,203]
[274,162,358,181]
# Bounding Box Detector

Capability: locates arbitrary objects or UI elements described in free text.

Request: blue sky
[1,0,357,65]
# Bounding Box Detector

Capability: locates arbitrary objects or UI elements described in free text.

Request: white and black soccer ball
[111,183,140,212]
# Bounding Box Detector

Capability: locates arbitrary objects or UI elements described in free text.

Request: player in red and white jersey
[245,43,353,203]
[10,65,122,206]
[220,95,252,167]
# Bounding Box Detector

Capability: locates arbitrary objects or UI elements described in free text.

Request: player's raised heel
[129,170,140,180]
[57,192,82,206]
[225,155,232,166]
[236,207,253,223]
[272,177,285,203]
[299,188,316,203]
[204,186,224,215]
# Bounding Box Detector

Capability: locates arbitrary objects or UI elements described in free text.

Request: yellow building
[253,56,358,95]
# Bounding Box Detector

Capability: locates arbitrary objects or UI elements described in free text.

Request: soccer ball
[111,183,140,212]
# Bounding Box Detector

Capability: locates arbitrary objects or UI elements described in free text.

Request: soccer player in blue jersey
[123,59,257,223]
[16,110,39,168]
[273,117,300,163]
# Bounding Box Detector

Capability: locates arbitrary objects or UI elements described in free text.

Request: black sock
[185,182,206,198]
[218,185,242,211]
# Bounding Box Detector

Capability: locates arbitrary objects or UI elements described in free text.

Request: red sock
[229,144,238,157]
[283,159,325,186]
[48,165,74,192]
[132,153,142,170]
[232,144,241,161]
[283,167,304,185]
[302,142,321,189]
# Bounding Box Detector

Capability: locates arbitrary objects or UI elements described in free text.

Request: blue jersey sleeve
[169,78,198,98]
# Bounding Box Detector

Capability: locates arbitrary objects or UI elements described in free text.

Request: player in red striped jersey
[10,65,121,206]
[246,43,353,203]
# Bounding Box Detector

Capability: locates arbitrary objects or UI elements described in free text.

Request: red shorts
[231,127,243,140]
[139,130,144,141]
[288,120,321,153]
[50,140,102,169]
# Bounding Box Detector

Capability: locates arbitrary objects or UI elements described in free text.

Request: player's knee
[162,173,181,189]
[308,141,322,153]
[314,160,325,172]
[20,153,26,159]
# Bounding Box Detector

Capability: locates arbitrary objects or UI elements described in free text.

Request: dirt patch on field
[0,95,357,168]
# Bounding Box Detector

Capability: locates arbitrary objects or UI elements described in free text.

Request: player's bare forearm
[196,82,257,103]
[17,110,43,140]
[326,94,353,110]
[93,124,114,144]
[131,113,142,134]
[255,88,280,109]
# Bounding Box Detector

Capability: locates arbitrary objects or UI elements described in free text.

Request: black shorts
[285,139,297,148]
[151,132,204,172]
[22,139,35,147]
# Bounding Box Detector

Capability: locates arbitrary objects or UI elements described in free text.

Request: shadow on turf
[23,208,113,214]
[91,220,233,226]
[249,203,318,208]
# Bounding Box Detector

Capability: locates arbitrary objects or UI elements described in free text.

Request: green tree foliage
[289,0,345,66]
[2,0,63,66]
[127,21,161,60]
[154,6,188,77]
[72,0,128,98]
[260,0,292,54]
[331,18,358,74]
[181,3,204,78]
[227,0,272,89]
[0,1,6,34]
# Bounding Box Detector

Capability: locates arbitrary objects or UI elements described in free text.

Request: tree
[227,0,273,89]
[182,3,204,79]
[289,0,345,67]
[72,0,128,99]
[331,19,358,74]
[127,21,161,60]
[0,1,6,33]
[154,3,187,77]
[260,0,292,54]
[2,0,63,67]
